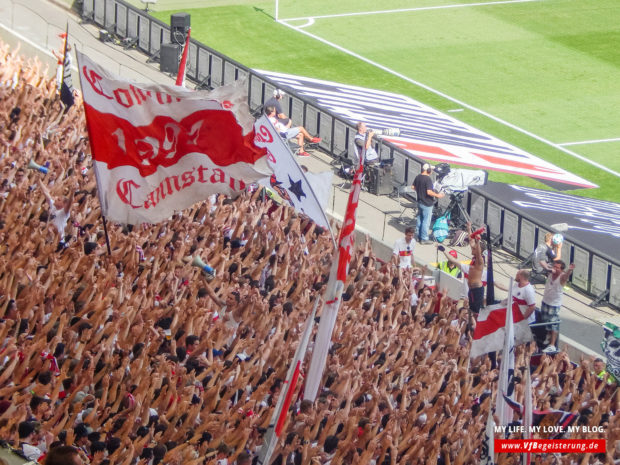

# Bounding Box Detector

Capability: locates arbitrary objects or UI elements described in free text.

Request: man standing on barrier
[411,163,444,244]
[540,260,574,353]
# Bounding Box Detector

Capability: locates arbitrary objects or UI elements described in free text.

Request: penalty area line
[275,19,620,179]
[559,137,620,147]
[279,0,541,22]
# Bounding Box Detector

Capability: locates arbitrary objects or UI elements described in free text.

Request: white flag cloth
[496,280,515,427]
[470,300,533,359]
[480,408,495,465]
[258,170,332,210]
[253,115,331,231]
[303,171,332,210]
[77,51,269,225]
[257,298,320,465]
[304,163,363,402]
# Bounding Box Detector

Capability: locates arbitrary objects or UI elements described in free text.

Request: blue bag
[432,212,450,243]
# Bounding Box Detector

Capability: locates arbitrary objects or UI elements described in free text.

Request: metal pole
[101,216,112,256]
[382,211,386,240]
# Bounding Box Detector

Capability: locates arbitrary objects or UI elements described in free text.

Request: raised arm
[560,263,575,286]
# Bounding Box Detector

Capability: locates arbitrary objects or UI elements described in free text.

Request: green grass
[148,0,620,202]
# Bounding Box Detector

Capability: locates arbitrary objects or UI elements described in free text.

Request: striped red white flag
[470,299,533,359]
[257,298,320,465]
[176,27,190,87]
[304,162,364,401]
[77,51,268,224]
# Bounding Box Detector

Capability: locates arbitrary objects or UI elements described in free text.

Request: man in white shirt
[512,269,537,324]
[392,227,415,269]
[540,260,574,352]
[265,106,320,157]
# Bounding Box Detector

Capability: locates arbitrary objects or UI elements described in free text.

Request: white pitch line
[559,137,620,147]
[297,18,315,29]
[281,0,540,22]
[276,20,620,179]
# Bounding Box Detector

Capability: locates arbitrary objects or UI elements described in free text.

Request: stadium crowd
[0,42,618,465]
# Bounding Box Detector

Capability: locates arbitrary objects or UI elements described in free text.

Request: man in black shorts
[467,229,486,315]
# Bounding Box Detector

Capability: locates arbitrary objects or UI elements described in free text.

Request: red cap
[449,250,458,258]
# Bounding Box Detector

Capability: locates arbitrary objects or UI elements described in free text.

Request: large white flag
[496,280,516,427]
[77,51,269,224]
[253,115,331,231]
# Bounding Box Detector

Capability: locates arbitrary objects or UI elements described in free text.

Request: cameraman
[412,163,444,244]
[354,122,380,166]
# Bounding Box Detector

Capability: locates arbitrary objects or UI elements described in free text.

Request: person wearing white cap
[411,163,444,244]
[264,89,290,126]
[265,106,321,157]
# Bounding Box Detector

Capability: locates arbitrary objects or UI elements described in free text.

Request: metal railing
[82,0,619,310]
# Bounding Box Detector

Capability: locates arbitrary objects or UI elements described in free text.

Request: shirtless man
[466,224,485,315]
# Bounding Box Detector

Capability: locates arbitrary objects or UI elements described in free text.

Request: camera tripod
[433,190,471,231]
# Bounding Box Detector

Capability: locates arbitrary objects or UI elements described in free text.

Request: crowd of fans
[0,42,618,465]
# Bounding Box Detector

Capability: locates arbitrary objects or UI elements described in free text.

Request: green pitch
[140,0,620,202]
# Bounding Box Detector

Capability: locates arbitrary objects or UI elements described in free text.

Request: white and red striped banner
[470,299,533,359]
[77,51,269,224]
[257,298,320,465]
[304,162,363,402]
[176,27,190,87]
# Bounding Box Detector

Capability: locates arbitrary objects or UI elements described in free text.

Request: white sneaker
[542,345,557,353]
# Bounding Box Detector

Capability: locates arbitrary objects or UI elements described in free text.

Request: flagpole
[522,358,532,465]
[175,27,191,87]
[101,215,112,256]
[496,278,514,426]
[486,223,496,305]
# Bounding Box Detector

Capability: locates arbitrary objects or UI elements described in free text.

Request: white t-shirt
[512,282,537,323]
[268,115,288,135]
[49,200,70,237]
[22,443,42,461]
[542,274,564,307]
[393,237,415,268]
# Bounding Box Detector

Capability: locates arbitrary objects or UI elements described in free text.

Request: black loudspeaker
[367,165,393,196]
[170,13,190,44]
[160,43,181,73]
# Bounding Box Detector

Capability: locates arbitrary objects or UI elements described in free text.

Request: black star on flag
[288,176,306,202]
